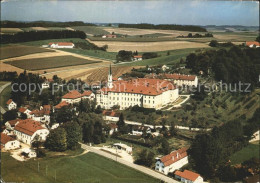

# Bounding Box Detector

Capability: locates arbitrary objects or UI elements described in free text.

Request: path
[0,82,11,114]
[80,143,179,183]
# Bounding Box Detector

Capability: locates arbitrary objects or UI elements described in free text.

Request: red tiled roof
[48,42,74,46]
[100,78,176,96]
[1,132,16,145]
[162,74,196,81]
[134,55,142,58]
[246,41,260,47]
[7,119,20,127]
[6,99,13,105]
[81,90,93,97]
[55,101,69,109]
[160,147,188,166]
[19,107,29,113]
[175,170,200,182]
[14,119,44,136]
[62,90,82,99]
[102,110,121,117]
[108,123,118,129]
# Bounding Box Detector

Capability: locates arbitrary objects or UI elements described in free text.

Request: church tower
[107,64,113,88]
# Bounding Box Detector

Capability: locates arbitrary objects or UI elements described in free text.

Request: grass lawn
[0,81,9,87]
[5,56,101,71]
[230,143,260,165]
[0,84,11,110]
[72,26,109,35]
[1,152,159,183]
[0,45,55,60]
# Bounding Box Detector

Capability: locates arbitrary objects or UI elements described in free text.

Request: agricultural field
[0,28,23,34]
[229,143,260,165]
[5,56,101,71]
[0,45,55,60]
[1,152,159,183]
[88,40,209,52]
[71,26,109,35]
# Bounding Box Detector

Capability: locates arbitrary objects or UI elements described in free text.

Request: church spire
[107,64,113,88]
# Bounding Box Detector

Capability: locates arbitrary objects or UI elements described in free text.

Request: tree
[45,128,67,151]
[117,113,126,133]
[158,138,171,155]
[169,122,177,136]
[3,109,18,122]
[116,50,133,62]
[62,122,82,150]
[134,149,155,167]
[256,35,260,42]
[188,33,193,38]
[209,40,218,47]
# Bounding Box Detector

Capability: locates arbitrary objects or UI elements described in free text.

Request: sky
[1,0,259,26]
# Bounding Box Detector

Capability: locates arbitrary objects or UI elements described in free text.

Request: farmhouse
[96,66,179,110]
[155,147,189,175]
[175,170,203,183]
[13,119,49,145]
[18,107,32,118]
[132,55,143,61]
[54,101,70,109]
[161,73,198,87]
[1,132,20,150]
[102,110,121,121]
[48,42,75,48]
[6,99,17,110]
[245,41,260,48]
[29,105,51,124]
[5,119,20,130]
[132,125,152,136]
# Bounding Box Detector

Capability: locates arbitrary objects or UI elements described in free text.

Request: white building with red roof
[96,66,179,110]
[5,119,20,130]
[245,41,260,48]
[62,90,82,104]
[54,101,70,109]
[155,147,189,175]
[30,105,51,124]
[1,132,20,150]
[102,110,121,121]
[18,107,32,118]
[48,42,74,48]
[81,90,95,100]
[132,55,143,61]
[161,73,198,87]
[175,170,203,183]
[6,99,17,110]
[13,119,49,145]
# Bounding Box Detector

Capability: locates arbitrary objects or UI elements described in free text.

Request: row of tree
[1,21,95,28]
[1,30,86,44]
[0,71,18,81]
[116,50,158,62]
[177,33,213,38]
[118,23,207,32]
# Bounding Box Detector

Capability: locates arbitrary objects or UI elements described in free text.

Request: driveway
[80,143,179,183]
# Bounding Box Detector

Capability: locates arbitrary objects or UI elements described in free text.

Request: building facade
[161,73,198,87]
[175,170,203,183]
[96,67,179,110]
[6,99,17,110]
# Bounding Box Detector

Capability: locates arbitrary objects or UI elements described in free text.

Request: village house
[29,105,51,124]
[102,110,121,121]
[6,99,17,110]
[54,101,70,110]
[161,73,198,87]
[62,90,82,104]
[131,125,152,136]
[81,90,95,100]
[13,119,49,145]
[162,65,170,72]
[41,80,50,89]
[5,119,20,131]
[48,42,75,48]
[1,132,20,150]
[96,66,179,110]
[245,41,260,48]
[18,107,32,118]
[175,170,203,183]
[107,123,118,135]
[132,55,143,61]
[155,147,189,175]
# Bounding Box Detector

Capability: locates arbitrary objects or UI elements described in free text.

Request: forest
[1,21,96,28]
[118,23,207,32]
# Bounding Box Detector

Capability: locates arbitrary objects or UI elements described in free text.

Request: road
[0,82,11,114]
[80,143,179,183]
